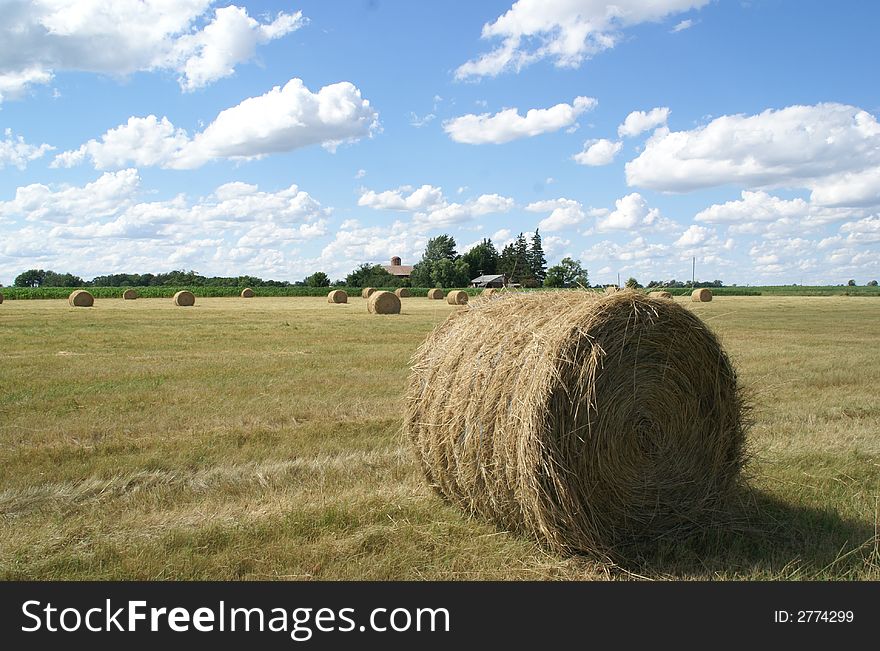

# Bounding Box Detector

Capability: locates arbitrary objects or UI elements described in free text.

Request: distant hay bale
[405,290,747,558]
[241,288,255,298]
[649,290,673,299]
[367,290,401,314]
[0,292,4,304]
[604,285,619,295]
[122,289,138,300]
[327,289,348,304]
[68,290,94,307]
[427,288,445,300]
[173,290,195,307]
[362,287,376,299]
[446,290,469,305]
[395,287,412,298]
[482,288,500,298]
[691,288,713,302]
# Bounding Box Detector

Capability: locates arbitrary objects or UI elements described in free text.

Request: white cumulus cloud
[455,0,708,80]
[573,138,622,166]
[625,103,880,209]
[0,1,305,100]
[0,128,54,169]
[53,78,379,170]
[618,107,670,137]
[443,96,596,144]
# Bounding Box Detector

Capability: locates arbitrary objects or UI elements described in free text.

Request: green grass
[1,295,878,580]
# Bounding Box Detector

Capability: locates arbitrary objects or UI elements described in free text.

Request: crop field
[1,295,878,580]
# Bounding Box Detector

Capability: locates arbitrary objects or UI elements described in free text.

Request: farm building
[383,256,413,279]
[470,274,506,288]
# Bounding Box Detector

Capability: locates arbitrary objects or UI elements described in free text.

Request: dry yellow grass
[0,295,877,580]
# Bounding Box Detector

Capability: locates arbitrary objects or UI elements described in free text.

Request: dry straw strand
[691,288,713,302]
[482,288,500,298]
[367,290,401,314]
[446,290,469,305]
[327,289,348,304]
[362,287,376,299]
[404,289,747,559]
[68,290,94,307]
[173,290,196,307]
[241,288,255,298]
[395,287,412,298]
[427,288,445,300]
[122,289,138,300]
[604,286,619,295]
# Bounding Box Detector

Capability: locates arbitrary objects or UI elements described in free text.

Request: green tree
[14,269,46,287]
[528,229,547,284]
[625,277,641,289]
[344,263,398,287]
[847,279,856,286]
[410,234,468,288]
[461,238,499,279]
[868,280,878,287]
[304,271,330,287]
[543,257,588,288]
[423,234,457,262]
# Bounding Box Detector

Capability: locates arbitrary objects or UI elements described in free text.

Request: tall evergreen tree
[528,229,547,284]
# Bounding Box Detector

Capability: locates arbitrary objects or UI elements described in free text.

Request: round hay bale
[427,288,445,300]
[405,290,747,558]
[361,287,376,299]
[173,290,195,307]
[122,289,138,300]
[394,287,412,298]
[367,290,401,314]
[241,287,255,298]
[446,290,469,305]
[327,289,348,304]
[0,292,4,304]
[68,290,94,307]
[691,288,713,302]
[604,285,619,295]
[649,290,673,299]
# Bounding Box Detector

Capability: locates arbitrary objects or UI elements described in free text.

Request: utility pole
[617,272,620,288]
[692,257,695,285]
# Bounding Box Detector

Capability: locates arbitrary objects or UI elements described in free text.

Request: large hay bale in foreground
[395,287,412,298]
[173,290,195,307]
[361,287,376,299]
[427,288,445,300]
[405,291,746,558]
[241,287,255,298]
[327,289,348,304]
[691,288,713,302]
[649,290,673,299]
[122,289,138,300]
[446,290,469,305]
[367,290,400,314]
[68,290,94,307]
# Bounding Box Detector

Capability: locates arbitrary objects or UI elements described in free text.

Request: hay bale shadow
[613,488,878,579]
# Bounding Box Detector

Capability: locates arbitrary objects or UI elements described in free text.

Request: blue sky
[1,0,878,286]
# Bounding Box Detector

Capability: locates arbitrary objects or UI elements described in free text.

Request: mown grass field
[1,295,878,580]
